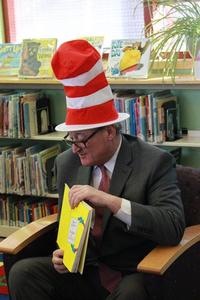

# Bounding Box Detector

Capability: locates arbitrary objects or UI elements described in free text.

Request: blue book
[129,98,136,136]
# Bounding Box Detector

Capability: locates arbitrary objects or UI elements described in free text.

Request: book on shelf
[0,194,58,227]
[36,94,51,134]
[25,144,44,195]
[148,90,174,143]
[137,95,148,141]
[0,143,61,197]
[165,105,181,141]
[36,144,62,195]
[20,91,51,138]
[18,38,57,78]
[102,47,111,76]
[109,38,151,78]
[80,36,104,54]
[0,43,22,76]
[45,155,57,193]
[0,91,10,136]
[21,91,40,137]
[0,143,21,194]
[57,184,93,274]
[113,89,182,144]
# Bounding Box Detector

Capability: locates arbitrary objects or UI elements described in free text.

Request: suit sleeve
[129,152,185,246]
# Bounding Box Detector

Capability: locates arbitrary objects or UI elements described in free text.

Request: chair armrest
[137,224,200,275]
[0,214,58,255]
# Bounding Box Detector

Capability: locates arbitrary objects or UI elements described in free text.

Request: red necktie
[92,165,122,293]
[92,165,110,241]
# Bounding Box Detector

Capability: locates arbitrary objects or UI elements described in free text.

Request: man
[9,40,185,300]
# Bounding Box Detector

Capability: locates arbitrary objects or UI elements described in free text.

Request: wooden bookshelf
[153,131,200,148]
[0,76,200,150]
[1,75,200,89]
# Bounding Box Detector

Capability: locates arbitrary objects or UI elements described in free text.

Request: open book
[57,184,93,274]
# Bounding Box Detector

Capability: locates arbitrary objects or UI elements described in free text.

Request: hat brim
[55,112,130,132]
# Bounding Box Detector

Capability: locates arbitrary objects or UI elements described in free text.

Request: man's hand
[52,249,68,274]
[69,185,122,214]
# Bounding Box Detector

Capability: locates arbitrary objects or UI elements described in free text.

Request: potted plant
[144,0,200,80]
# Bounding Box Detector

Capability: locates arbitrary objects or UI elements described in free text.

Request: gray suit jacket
[55,134,185,273]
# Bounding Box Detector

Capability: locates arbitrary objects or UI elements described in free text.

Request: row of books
[0,37,152,79]
[0,143,62,196]
[0,194,58,227]
[0,90,50,138]
[114,89,181,143]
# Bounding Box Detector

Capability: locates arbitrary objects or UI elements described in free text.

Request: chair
[0,164,200,299]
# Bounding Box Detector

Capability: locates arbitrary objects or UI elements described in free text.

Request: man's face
[66,126,114,166]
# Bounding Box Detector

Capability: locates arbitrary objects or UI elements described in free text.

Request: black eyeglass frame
[64,127,105,149]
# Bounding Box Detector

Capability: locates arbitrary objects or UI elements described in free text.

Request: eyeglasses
[64,127,105,149]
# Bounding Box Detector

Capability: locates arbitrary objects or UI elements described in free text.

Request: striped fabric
[51,39,118,126]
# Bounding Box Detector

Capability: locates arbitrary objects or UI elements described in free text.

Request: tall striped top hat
[51,39,129,131]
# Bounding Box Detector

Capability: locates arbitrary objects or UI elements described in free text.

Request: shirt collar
[103,135,122,175]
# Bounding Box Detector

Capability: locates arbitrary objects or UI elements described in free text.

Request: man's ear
[106,125,117,140]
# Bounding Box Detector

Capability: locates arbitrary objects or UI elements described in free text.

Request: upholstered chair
[0,164,200,299]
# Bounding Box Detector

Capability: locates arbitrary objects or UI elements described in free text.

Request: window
[3,0,145,46]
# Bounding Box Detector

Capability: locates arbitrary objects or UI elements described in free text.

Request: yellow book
[57,184,93,274]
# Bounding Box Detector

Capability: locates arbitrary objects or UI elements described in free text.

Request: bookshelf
[0,76,200,148]
[0,76,200,236]
[1,75,200,88]
[0,78,67,237]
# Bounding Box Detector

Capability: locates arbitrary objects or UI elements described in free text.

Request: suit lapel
[76,165,92,185]
[102,136,135,233]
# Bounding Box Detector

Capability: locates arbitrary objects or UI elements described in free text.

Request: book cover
[164,102,181,141]
[36,94,50,134]
[151,90,173,143]
[45,155,57,193]
[25,144,44,195]
[57,184,93,274]
[138,95,147,141]
[18,38,57,78]
[20,91,51,137]
[80,36,104,54]
[0,43,22,76]
[109,38,151,78]
[37,144,62,195]
[157,96,177,143]
[102,47,111,76]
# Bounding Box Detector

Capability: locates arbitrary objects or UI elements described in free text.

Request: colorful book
[80,36,104,54]
[0,43,22,76]
[138,95,147,141]
[102,47,111,76]
[36,94,50,134]
[37,144,62,195]
[109,38,151,78]
[20,91,51,138]
[18,38,57,78]
[57,184,93,274]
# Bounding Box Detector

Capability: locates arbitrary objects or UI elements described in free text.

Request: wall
[0,0,5,42]
[174,89,200,167]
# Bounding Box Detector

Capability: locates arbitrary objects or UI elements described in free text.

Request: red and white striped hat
[51,39,129,131]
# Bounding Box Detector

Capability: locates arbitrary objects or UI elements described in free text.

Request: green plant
[144,0,200,79]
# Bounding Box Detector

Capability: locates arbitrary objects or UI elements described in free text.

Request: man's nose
[71,143,81,153]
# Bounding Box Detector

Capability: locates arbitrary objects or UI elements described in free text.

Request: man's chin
[79,156,93,166]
